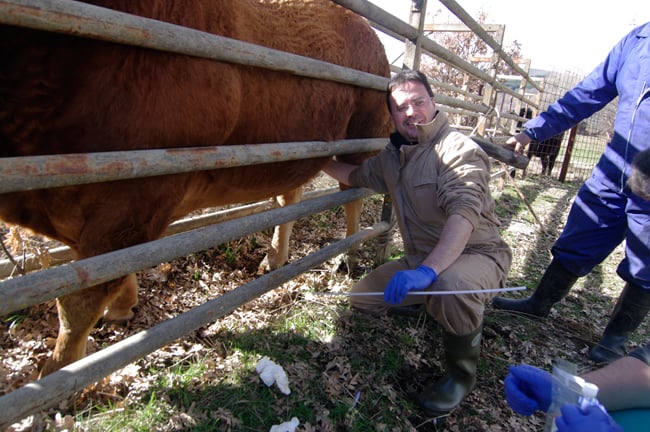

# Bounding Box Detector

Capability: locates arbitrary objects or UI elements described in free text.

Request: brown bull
[0,0,391,375]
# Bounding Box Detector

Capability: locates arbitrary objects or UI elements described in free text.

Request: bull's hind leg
[340,184,362,273]
[336,152,375,273]
[40,278,125,377]
[104,273,139,322]
[258,186,303,272]
[39,182,177,376]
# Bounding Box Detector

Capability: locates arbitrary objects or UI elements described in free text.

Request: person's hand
[383,265,437,305]
[505,132,532,154]
[504,364,553,415]
[555,405,623,432]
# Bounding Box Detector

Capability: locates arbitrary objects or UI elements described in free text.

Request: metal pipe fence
[0,0,547,427]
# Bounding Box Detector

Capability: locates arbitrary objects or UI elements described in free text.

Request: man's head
[386,69,436,142]
[629,149,650,200]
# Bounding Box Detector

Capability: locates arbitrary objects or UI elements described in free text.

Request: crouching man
[323,69,512,414]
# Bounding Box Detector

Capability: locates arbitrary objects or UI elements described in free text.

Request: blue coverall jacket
[522,22,650,290]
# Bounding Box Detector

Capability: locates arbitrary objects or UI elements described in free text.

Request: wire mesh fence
[519,68,616,181]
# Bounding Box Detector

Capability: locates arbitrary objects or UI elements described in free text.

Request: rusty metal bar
[0,187,339,278]
[331,0,538,107]
[0,245,74,279]
[0,139,386,193]
[163,187,338,236]
[0,188,376,315]
[437,0,543,92]
[0,0,388,91]
[0,219,390,429]
[0,136,527,194]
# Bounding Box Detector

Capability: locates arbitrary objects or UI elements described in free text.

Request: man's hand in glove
[556,405,623,432]
[384,264,437,305]
[505,364,554,415]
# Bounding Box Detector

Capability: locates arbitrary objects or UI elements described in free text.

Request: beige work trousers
[350,253,508,335]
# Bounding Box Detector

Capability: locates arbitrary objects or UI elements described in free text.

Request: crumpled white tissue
[269,416,299,432]
[256,356,291,395]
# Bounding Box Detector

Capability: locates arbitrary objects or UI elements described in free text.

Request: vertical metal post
[559,125,579,182]
[477,24,504,135]
[402,0,427,70]
[510,58,532,134]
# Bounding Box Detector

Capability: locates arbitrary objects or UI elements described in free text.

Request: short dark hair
[386,69,435,113]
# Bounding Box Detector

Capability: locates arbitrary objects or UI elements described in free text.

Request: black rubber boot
[492,259,578,317]
[414,326,482,415]
[589,282,650,364]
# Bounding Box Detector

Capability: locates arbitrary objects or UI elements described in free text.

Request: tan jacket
[349,111,511,271]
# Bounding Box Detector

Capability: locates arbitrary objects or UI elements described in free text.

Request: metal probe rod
[314,286,527,297]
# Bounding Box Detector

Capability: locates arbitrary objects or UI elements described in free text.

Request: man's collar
[390,110,442,149]
[389,131,415,149]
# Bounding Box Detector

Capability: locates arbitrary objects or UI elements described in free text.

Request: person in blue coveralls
[493,22,650,365]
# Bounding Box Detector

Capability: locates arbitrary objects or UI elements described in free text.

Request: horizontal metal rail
[0,188,376,316]
[0,139,386,194]
[0,219,390,429]
[0,0,388,91]
[332,0,539,107]
[0,187,340,278]
[0,137,527,195]
[437,0,543,92]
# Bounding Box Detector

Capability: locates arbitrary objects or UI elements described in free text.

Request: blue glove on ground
[555,405,624,432]
[505,364,553,415]
[383,265,437,305]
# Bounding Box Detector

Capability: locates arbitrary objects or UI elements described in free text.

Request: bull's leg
[40,184,177,375]
[335,152,374,272]
[103,273,139,322]
[340,184,362,273]
[258,186,303,272]
[40,278,125,377]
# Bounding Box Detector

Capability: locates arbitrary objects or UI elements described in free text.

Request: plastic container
[543,359,584,432]
[543,360,605,431]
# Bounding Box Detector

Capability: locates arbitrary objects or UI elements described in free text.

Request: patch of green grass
[276,300,339,342]
[217,242,240,265]
[85,393,178,432]
[4,313,26,328]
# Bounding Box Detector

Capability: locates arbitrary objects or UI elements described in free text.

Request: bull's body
[0,0,391,375]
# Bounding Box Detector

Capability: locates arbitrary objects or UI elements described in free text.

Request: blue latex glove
[504,364,553,415]
[383,265,437,305]
[555,405,624,432]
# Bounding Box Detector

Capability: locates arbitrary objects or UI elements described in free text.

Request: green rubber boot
[414,326,482,415]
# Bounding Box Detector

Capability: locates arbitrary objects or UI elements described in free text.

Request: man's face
[388,81,436,141]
